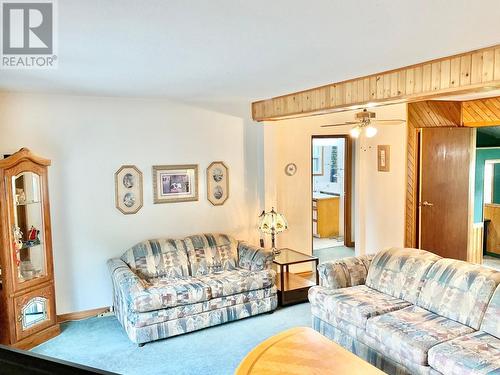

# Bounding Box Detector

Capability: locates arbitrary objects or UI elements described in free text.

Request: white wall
[0,92,263,314]
[263,103,407,256]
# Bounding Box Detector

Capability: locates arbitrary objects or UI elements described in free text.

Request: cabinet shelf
[276,272,316,292]
[19,240,42,250]
[16,200,41,206]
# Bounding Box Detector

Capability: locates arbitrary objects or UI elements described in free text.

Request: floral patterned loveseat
[309,247,500,375]
[108,233,277,345]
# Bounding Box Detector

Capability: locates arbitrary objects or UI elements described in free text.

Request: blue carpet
[32,303,312,375]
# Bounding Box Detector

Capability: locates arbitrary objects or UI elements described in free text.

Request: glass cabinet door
[11,172,47,283]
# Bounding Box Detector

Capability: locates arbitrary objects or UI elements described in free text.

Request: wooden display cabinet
[0,148,59,349]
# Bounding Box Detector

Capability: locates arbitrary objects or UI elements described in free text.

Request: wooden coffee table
[235,327,384,375]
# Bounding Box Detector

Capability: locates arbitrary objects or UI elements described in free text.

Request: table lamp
[258,207,288,255]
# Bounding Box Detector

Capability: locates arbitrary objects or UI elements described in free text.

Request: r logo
[2,2,53,54]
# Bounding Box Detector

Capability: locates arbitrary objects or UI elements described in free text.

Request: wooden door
[420,127,473,260]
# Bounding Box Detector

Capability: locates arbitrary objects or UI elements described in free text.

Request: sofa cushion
[237,242,274,271]
[121,239,190,279]
[319,255,374,289]
[366,247,441,304]
[481,284,500,339]
[428,331,500,375]
[195,268,275,298]
[416,258,500,329]
[310,290,371,340]
[185,234,238,276]
[308,285,411,330]
[131,276,212,313]
[366,305,474,366]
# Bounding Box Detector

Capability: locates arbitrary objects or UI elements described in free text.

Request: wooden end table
[273,248,319,306]
[235,327,385,375]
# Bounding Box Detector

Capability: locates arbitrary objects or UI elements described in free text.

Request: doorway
[475,127,500,270]
[411,122,500,270]
[311,135,354,263]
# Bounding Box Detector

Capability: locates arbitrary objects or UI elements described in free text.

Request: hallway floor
[483,255,500,271]
[313,237,345,250]
[313,246,354,263]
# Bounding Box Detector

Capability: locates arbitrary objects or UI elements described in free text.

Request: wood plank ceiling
[462,97,500,126]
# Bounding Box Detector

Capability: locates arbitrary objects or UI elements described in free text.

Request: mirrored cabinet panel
[0,149,59,349]
[21,297,48,330]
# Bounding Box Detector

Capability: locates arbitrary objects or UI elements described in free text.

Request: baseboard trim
[57,307,111,323]
[13,324,60,350]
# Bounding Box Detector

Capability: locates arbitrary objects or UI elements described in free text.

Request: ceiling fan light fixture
[365,125,378,138]
[350,126,362,138]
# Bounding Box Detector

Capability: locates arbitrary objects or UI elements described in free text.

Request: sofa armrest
[107,258,148,310]
[237,242,274,271]
[318,255,374,289]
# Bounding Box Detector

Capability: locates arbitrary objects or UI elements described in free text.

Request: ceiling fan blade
[371,119,406,125]
[320,121,359,127]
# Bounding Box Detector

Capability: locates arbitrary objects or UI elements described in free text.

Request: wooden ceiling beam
[252,44,500,122]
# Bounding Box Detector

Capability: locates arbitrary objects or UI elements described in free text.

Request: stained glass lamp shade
[258,208,288,253]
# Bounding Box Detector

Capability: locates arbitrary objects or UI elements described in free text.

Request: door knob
[421,201,434,207]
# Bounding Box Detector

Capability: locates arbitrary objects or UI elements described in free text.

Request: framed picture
[153,164,198,203]
[115,165,143,214]
[206,161,229,206]
[377,145,390,172]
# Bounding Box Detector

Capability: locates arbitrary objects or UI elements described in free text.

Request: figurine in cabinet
[0,148,60,349]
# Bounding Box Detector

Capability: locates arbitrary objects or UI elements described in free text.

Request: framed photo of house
[377,145,390,172]
[115,165,143,214]
[206,161,229,206]
[153,164,198,203]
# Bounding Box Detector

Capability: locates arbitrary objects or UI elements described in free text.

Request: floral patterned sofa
[108,233,277,345]
[309,247,500,375]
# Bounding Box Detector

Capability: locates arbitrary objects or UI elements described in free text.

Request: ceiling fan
[321,109,406,138]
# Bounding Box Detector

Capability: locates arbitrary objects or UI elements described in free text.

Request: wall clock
[285,163,297,176]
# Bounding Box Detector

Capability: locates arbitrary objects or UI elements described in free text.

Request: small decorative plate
[285,163,297,176]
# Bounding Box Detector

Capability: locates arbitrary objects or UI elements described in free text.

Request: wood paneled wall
[405,119,419,248]
[252,45,500,121]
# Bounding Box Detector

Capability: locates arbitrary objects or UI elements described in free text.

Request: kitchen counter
[313,193,340,238]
